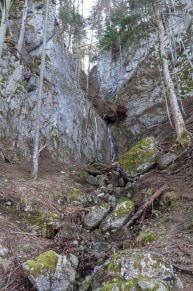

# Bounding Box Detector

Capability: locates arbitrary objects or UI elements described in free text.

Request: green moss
[0,92,6,99]
[177,63,193,97]
[0,110,4,116]
[116,200,134,218]
[32,0,43,3]
[54,135,60,145]
[14,86,24,95]
[136,229,159,245]
[133,259,142,272]
[20,80,28,88]
[161,191,178,208]
[31,55,41,72]
[108,259,121,273]
[45,54,51,62]
[25,250,58,278]
[1,77,6,85]
[119,137,158,176]
[103,277,169,291]
[107,249,172,282]
[27,211,59,238]
[9,64,16,71]
[108,249,128,273]
[103,278,139,291]
[69,187,84,201]
[174,130,192,150]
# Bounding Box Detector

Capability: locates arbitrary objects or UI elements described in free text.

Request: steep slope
[0,104,193,289]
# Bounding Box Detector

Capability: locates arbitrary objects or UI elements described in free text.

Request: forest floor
[1,102,193,290]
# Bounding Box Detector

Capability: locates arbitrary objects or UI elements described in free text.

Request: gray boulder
[100,200,134,231]
[156,152,177,170]
[103,248,182,290]
[83,203,111,230]
[23,250,78,291]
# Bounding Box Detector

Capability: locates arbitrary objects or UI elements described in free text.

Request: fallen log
[125,184,168,228]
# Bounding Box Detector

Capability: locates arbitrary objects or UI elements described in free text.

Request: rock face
[0,1,110,164]
[23,250,78,291]
[119,137,159,178]
[96,46,150,102]
[89,0,193,155]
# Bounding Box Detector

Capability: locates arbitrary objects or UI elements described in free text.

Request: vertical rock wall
[0,0,110,164]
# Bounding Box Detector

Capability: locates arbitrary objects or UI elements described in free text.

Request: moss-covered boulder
[83,203,111,230]
[119,137,159,178]
[103,277,170,290]
[105,248,181,290]
[100,200,134,231]
[23,250,78,291]
[27,211,61,238]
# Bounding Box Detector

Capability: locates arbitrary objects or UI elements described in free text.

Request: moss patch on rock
[119,137,159,177]
[107,248,173,281]
[103,278,138,291]
[116,200,134,218]
[69,187,84,201]
[27,211,60,238]
[103,277,170,291]
[100,200,134,231]
[24,250,58,278]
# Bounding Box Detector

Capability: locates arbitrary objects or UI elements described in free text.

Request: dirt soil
[1,104,193,290]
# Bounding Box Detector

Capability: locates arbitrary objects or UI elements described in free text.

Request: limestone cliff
[91,0,193,155]
[0,0,110,164]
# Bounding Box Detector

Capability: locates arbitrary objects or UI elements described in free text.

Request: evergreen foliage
[99,10,149,52]
[59,0,85,38]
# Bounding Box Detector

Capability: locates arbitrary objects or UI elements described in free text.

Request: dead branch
[39,126,56,154]
[125,184,168,228]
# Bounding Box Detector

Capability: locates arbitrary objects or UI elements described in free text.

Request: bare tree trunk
[0,0,13,58]
[32,0,50,180]
[153,2,186,139]
[17,0,28,54]
[86,28,94,92]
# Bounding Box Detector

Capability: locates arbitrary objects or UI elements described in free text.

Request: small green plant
[136,229,159,245]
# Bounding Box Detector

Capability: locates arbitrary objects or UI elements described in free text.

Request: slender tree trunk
[32,0,50,180]
[153,2,186,139]
[17,0,28,54]
[86,28,94,92]
[0,0,13,58]
[0,6,7,58]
